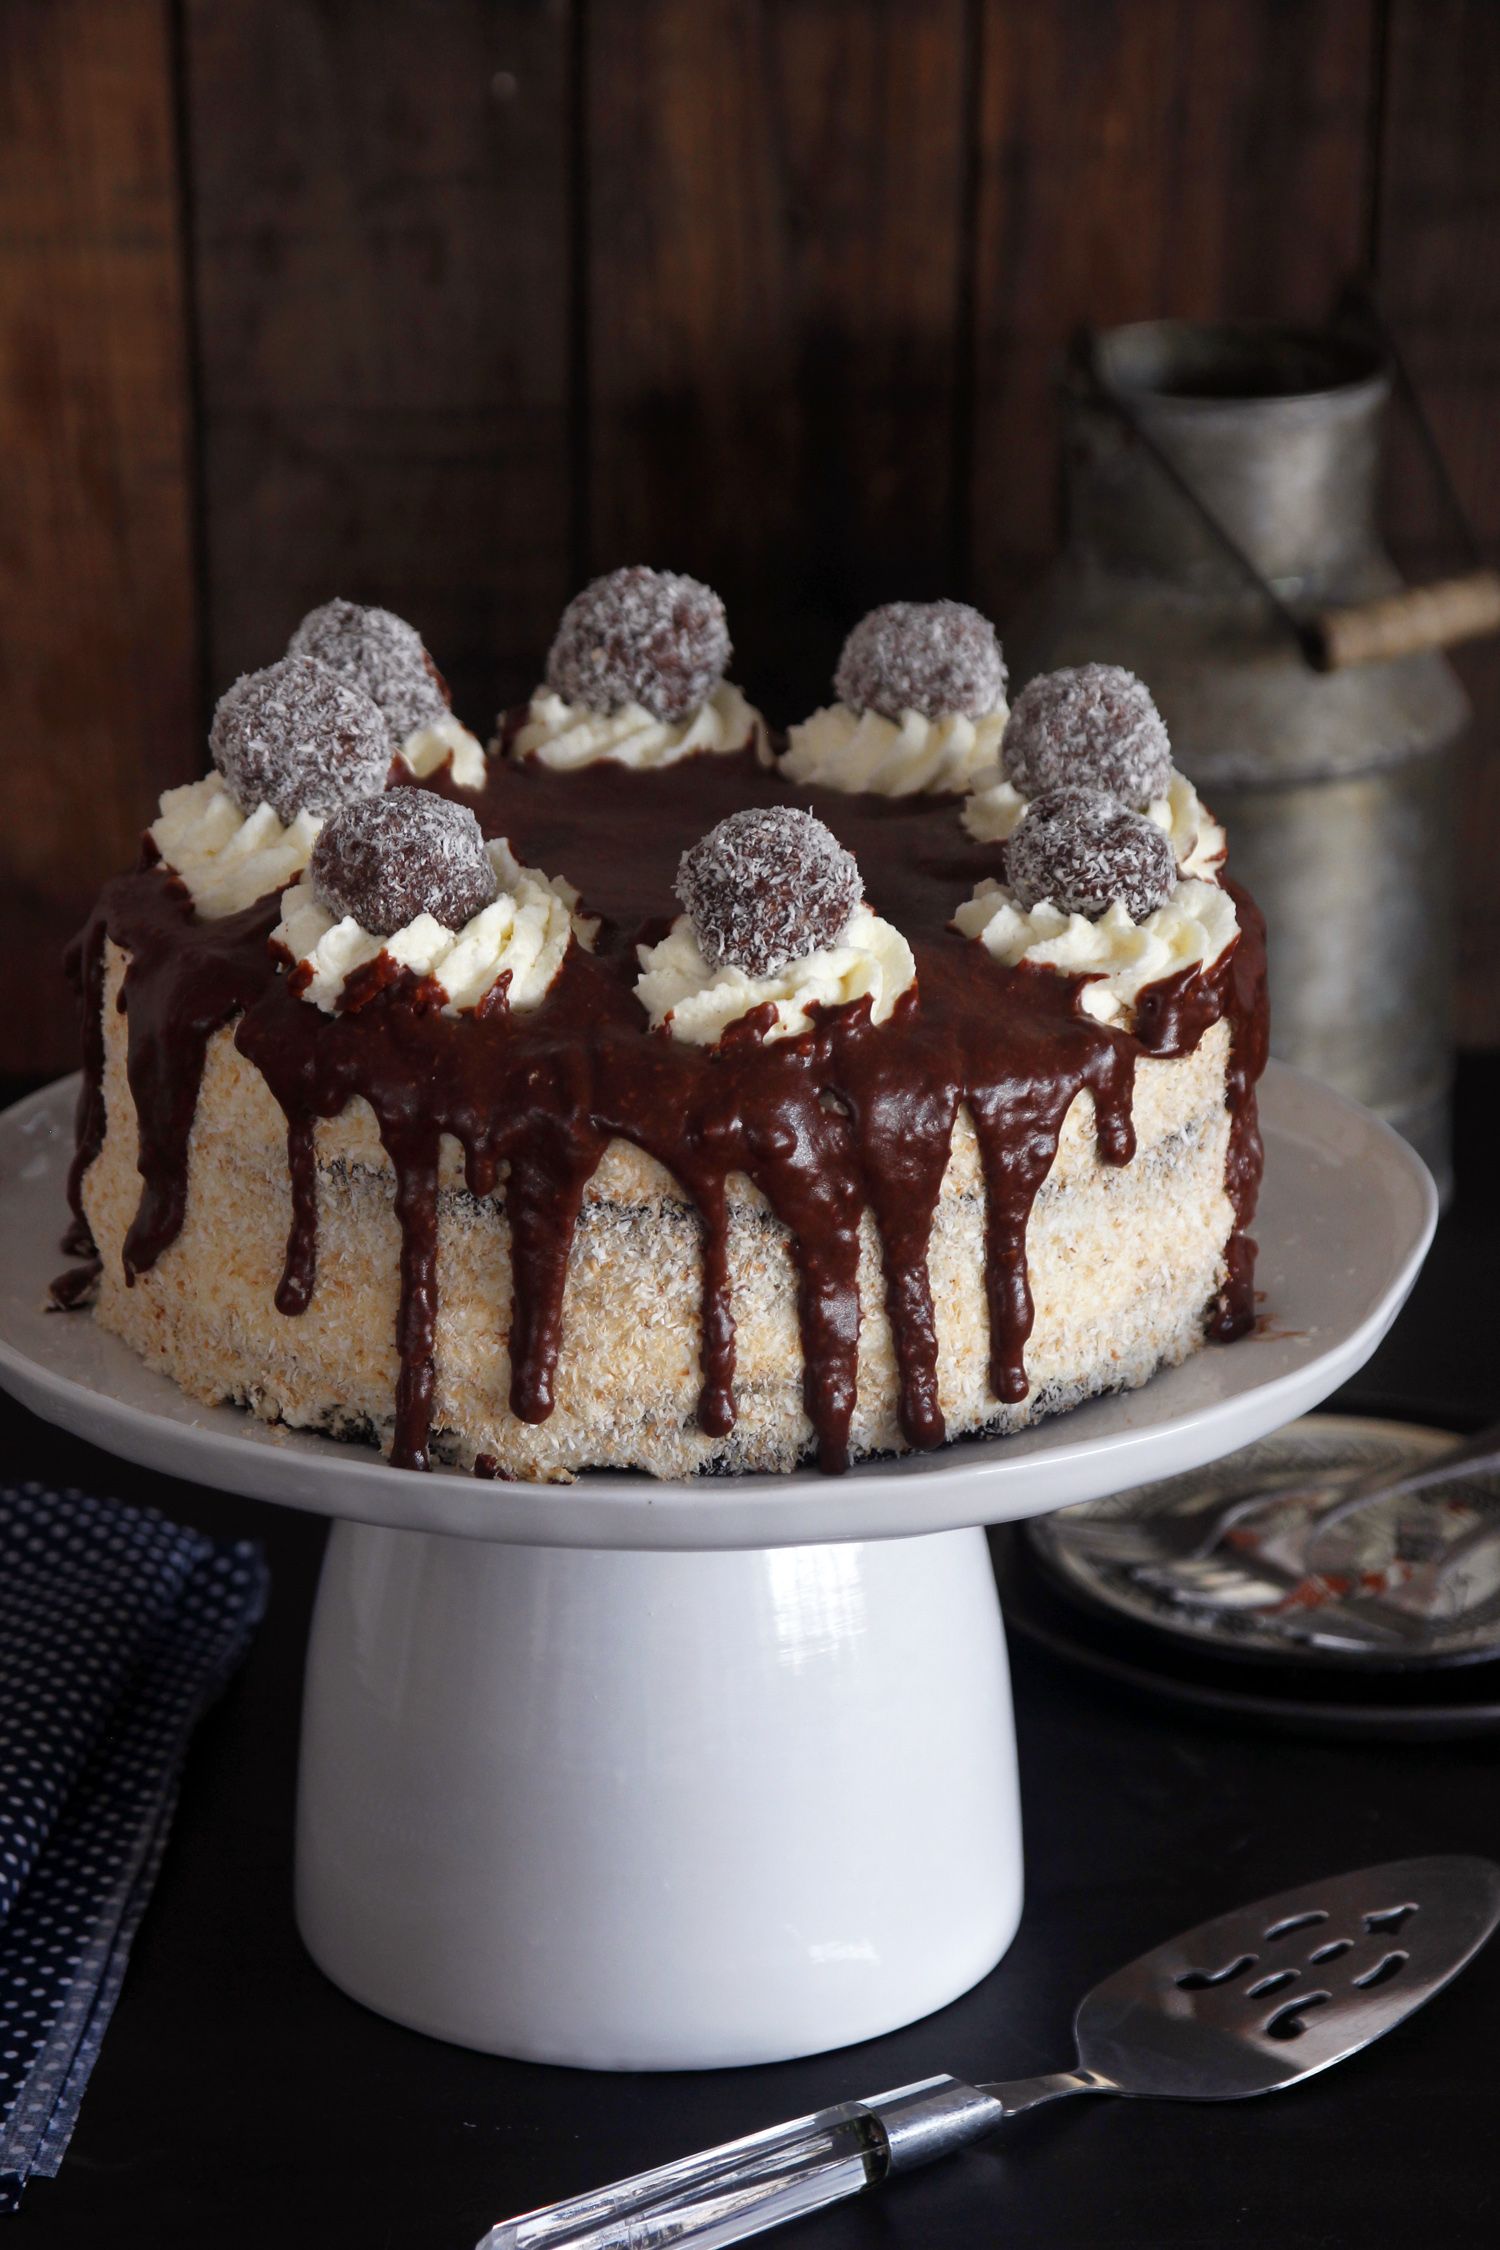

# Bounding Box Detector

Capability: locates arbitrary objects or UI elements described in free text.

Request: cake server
[478,1856,1498,2250]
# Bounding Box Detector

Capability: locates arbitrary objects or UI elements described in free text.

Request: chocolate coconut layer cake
[61,580,1266,1482]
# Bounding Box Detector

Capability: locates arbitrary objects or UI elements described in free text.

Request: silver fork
[1120,1419,1500,1646]
[1059,1414,1500,1579]
[1057,1474,1321,1572]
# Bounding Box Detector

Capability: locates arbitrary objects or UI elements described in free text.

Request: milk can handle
[1307,570,1500,671]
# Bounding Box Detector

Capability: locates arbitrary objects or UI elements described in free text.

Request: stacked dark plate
[997,1414,1500,1740]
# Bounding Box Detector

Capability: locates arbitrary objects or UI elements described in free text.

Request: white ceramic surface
[0,1064,1438,1552]
[297,1522,1022,2068]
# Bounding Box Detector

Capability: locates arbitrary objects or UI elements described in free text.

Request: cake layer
[83,943,1234,1481]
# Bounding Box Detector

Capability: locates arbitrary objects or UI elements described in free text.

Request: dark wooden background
[3,0,1497,1077]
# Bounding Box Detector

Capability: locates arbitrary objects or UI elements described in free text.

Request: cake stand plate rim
[0,1062,1436,1551]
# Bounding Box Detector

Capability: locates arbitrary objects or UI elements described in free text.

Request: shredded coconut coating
[1002,664,1172,808]
[84,952,1238,1481]
[289,598,450,747]
[210,656,391,825]
[833,600,1007,723]
[309,790,499,937]
[1005,786,1177,923]
[676,806,864,979]
[545,566,731,723]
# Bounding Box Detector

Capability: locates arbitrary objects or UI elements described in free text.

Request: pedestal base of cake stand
[294,1520,1020,2069]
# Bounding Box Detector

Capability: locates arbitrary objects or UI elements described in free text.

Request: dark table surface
[9,1060,1500,2249]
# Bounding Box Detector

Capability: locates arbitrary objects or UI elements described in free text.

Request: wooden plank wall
[0,0,198,1074]
[2,0,1496,1077]
[1375,0,1500,1050]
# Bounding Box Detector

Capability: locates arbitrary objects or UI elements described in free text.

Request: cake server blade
[477,1856,1499,2250]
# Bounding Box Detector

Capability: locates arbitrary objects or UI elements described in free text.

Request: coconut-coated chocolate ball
[289,598,450,746]
[309,790,499,937]
[1005,787,1177,923]
[210,656,391,825]
[833,600,1007,723]
[545,566,730,722]
[676,806,863,979]
[1002,665,1172,808]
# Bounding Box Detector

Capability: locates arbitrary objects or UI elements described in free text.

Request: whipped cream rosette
[784,600,1009,796]
[636,805,914,1044]
[512,566,769,771]
[275,792,593,1016]
[955,784,1238,1026]
[149,774,323,921]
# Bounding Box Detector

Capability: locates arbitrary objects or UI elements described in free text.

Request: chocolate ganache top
[65,738,1266,1478]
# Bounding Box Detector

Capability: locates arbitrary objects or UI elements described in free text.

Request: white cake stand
[0,1065,1434,2070]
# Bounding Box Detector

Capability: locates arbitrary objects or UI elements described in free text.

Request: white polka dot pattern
[0,1485,267,2209]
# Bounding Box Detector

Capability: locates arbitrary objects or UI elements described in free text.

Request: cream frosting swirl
[398,711,486,790]
[510,681,768,771]
[275,838,593,1015]
[148,731,489,922]
[963,768,1225,879]
[635,905,915,1046]
[149,772,321,918]
[783,700,1009,796]
[953,876,1238,1026]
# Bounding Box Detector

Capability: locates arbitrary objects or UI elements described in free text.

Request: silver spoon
[478,1855,1500,2250]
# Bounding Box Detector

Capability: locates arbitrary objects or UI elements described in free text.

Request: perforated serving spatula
[478,1855,1500,2250]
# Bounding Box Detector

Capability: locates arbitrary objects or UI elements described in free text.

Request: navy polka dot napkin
[0,1483,267,2211]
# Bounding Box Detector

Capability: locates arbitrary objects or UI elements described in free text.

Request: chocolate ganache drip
[65,750,1267,1474]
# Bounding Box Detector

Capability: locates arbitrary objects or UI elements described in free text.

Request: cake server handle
[476,2074,1012,2250]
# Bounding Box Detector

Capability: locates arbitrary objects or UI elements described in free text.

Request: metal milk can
[1003,320,1476,1194]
